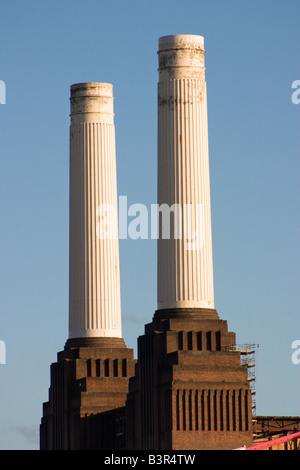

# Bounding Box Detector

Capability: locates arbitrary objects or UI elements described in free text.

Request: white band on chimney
[157,35,215,311]
[69,82,122,339]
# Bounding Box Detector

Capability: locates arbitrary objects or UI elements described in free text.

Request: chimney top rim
[71,82,113,89]
[159,34,205,52]
[70,83,114,100]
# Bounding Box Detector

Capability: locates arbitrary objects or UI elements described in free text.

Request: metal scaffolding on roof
[224,343,259,433]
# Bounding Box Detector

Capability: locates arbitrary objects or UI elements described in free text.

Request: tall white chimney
[68,82,122,339]
[157,35,215,311]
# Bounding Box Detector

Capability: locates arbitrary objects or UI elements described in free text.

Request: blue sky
[0,0,299,449]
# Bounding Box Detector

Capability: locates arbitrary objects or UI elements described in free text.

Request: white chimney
[157,35,215,311]
[69,83,122,339]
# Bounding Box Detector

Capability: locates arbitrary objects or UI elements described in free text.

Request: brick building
[41,35,267,451]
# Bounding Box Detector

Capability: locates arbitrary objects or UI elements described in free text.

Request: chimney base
[126,310,253,450]
[40,338,136,450]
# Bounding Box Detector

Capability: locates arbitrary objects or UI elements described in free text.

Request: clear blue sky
[0,0,299,449]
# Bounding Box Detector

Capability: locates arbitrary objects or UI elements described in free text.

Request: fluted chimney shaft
[157,35,214,310]
[69,82,122,339]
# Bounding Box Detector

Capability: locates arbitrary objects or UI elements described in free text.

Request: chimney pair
[68,34,215,343]
[41,35,254,451]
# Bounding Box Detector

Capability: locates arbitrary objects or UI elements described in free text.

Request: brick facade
[40,337,136,450]
[125,308,253,450]
[40,311,254,450]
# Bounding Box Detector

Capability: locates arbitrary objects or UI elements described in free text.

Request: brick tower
[125,35,253,450]
[40,83,135,450]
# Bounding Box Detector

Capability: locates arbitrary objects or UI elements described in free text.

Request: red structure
[247,431,300,450]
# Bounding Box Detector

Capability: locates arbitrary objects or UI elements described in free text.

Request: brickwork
[40,337,136,450]
[126,308,253,450]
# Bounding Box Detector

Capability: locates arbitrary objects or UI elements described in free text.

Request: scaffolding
[225,343,259,432]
